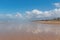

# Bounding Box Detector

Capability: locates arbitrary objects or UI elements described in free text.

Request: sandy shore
[33,21,60,24]
[0,22,60,40]
[0,32,60,40]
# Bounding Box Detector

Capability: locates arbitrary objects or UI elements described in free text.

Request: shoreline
[33,21,60,24]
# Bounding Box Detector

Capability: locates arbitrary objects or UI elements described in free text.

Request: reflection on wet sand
[0,22,60,40]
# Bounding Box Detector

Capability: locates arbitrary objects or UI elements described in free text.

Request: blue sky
[0,0,60,20]
[0,0,60,13]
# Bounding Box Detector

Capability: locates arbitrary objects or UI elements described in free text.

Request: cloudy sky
[0,0,60,20]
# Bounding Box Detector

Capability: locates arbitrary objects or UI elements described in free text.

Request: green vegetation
[36,18,60,21]
[52,18,60,21]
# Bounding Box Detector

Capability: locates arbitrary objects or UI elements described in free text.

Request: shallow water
[0,22,60,40]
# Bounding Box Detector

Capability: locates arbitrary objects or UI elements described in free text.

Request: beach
[33,21,60,24]
[0,32,60,40]
[0,22,60,40]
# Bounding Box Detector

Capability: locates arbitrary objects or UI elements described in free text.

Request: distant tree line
[52,18,60,21]
[40,17,60,21]
[32,17,60,22]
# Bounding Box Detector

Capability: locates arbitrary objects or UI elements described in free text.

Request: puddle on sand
[0,22,60,40]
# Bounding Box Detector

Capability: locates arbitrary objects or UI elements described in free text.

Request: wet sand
[0,22,60,40]
[0,32,60,40]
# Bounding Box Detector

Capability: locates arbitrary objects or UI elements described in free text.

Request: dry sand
[33,21,60,24]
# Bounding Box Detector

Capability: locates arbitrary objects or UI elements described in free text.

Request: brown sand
[0,22,60,40]
[33,21,60,24]
[0,32,60,40]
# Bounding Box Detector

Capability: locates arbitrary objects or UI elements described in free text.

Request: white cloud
[0,12,23,19]
[25,9,44,19]
[6,14,13,18]
[0,3,60,20]
[32,9,43,14]
[25,7,60,19]
[15,12,23,18]
[25,9,52,19]
[26,11,31,15]
[54,3,60,7]
[43,11,52,17]
[0,8,60,20]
